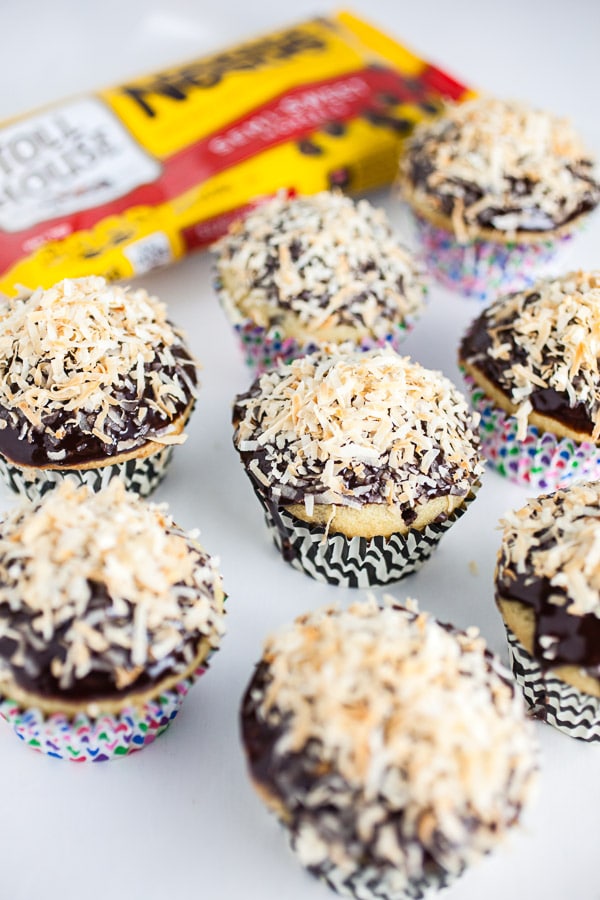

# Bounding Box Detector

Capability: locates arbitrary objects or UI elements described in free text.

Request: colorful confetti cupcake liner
[0,444,174,502]
[463,373,600,491]
[215,277,414,374]
[231,320,412,375]
[505,626,600,742]
[257,492,477,587]
[413,214,572,302]
[0,666,207,761]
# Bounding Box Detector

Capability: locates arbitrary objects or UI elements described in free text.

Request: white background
[1,2,599,899]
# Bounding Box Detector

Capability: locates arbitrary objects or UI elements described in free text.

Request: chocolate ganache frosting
[0,277,197,468]
[460,271,600,440]
[496,482,600,676]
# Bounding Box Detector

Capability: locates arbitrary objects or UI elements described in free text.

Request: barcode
[124,233,172,275]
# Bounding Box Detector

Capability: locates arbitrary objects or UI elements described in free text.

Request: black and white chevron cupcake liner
[505,626,600,742]
[302,852,451,900]
[0,445,174,502]
[260,496,475,588]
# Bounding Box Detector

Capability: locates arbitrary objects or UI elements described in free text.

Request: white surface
[1,3,599,899]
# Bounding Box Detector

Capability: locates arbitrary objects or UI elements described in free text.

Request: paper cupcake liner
[413,214,571,302]
[0,444,174,502]
[231,320,412,375]
[301,848,451,900]
[463,373,600,491]
[215,276,414,374]
[258,495,476,587]
[0,665,207,761]
[504,626,600,742]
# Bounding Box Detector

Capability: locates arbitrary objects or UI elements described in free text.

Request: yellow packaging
[0,11,470,295]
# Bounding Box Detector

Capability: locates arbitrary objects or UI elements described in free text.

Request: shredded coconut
[214,191,425,334]
[461,271,600,439]
[0,480,224,696]
[498,481,600,617]
[400,97,600,239]
[0,276,197,455]
[233,348,483,509]
[249,599,538,876]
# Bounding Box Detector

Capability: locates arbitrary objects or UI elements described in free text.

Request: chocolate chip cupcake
[232,348,483,586]
[0,479,225,760]
[398,96,600,300]
[213,191,426,372]
[459,270,600,490]
[496,481,600,741]
[241,599,538,900]
[0,276,197,499]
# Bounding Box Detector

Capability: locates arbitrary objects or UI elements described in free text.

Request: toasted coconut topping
[249,599,537,874]
[0,480,225,699]
[214,191,425,335]
[0,276,197,460]
[498,481,600,617]
[233,349,483,512]
[400,97,600,238]
[460,271,600,440]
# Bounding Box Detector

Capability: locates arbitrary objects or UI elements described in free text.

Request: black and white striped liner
[260,497,475,588]
[0,446,174,502]
[505,626,600,742]
[301,851,451,900]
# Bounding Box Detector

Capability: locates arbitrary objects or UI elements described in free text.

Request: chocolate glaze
[405,133,600,233]
[0,342,196,467]
[0,545,211,703]
[236,435,465,559]
[497,552,600,674]
[460,302,595,435]
[242,663,310,795]
[240,662,450,882]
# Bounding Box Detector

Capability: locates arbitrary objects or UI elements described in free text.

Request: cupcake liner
[0,444,174,502]
[413,214,572,302]
[463,373,600,491]
[232,319,320,373]
[302,851,451,900]
[234,319,412,375]
[258,494,476,588]
[215,277,413,374]
[504,626,600,742]
[232,320,411,375]
[0,665,206,761]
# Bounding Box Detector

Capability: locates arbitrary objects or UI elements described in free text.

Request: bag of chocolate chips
[0,10,470,294]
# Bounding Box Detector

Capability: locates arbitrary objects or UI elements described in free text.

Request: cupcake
[496,481,600,741]
[398,96,600,300]
[0,479,225,760]
[213,191,426,373]
[459,270,600,490]
[241,599,538,900]
[232,348,483,587]
[0,276,197,500]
